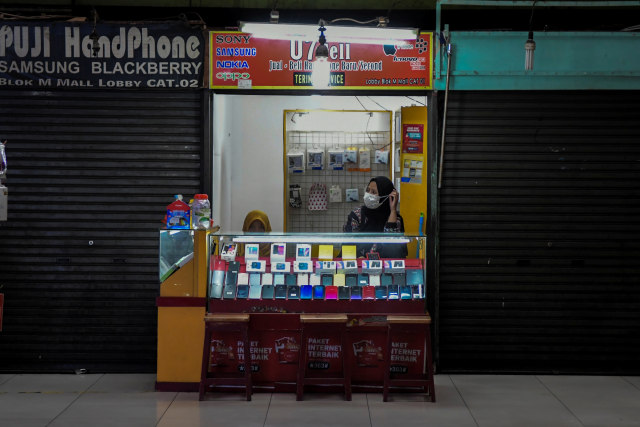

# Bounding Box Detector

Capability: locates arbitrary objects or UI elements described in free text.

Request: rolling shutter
[438,91,640,373]
[0,89,205,372]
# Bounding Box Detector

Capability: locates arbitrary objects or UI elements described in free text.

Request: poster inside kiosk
[210,31,432,90]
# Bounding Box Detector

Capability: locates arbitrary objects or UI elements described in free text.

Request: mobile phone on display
[375,286,388,300]
[362,286,376,300]
[321,274,333,286]
[249,273,261,286]
[393,273,406,286]
[381,273,393,286]
[411,285,424,299]
[357,273,369,287]
[338,287,351,300]
[228,261,240,272]
[387,285,399,300]
[261,285,275,299]
[325,286,338,300]
[275,284,288,299]
[223,284,237,299]
[345,274,358,287]
[300,285,313,300]
[350,286,362,300]
[225,271,238,286]
[287,286,300,300]
[399,285,412,300]
[273,274,285,286]
[236,284,249,299]
[248,285,262,299]
[285,273,297,286]
[313,285,325,300]
[406,269,424,286]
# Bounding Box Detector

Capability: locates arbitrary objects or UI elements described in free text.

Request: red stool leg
[199,323,212,401]
[296,327,308,401]
[383,323,393,402]
[425,324,436,402]
[242,323,252,401]
[341,327,352,401]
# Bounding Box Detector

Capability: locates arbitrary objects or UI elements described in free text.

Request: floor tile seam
[0,374,16,386]
[262,393,273,427]
[366,393,373,427]
[155,390,180,427]
[448,375,480,427]
[534,375,585,427]
[621,376,640,392]
[44,373,105,427]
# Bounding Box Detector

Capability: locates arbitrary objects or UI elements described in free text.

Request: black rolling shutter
[0,89,205,372]
[438,91,640,374]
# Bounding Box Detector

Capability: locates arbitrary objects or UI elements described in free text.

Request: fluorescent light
[231,234,412,244]
[238,22,418,45]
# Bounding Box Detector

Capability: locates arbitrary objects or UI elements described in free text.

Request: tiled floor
[1,374,639,427]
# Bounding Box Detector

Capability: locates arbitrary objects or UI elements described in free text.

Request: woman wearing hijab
[241,210,272,257]
[343,176,407,258]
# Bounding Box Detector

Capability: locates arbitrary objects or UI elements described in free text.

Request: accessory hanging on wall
[308,182,328,211]
[329,185,343,203]
[289,184,302,208]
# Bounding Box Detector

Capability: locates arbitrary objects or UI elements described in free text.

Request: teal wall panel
[435,31,640,90]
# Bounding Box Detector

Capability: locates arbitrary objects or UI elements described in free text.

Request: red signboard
[210,31,432,90]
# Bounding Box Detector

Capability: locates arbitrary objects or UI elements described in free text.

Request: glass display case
[159,229,194,282]
[207,232,427,314]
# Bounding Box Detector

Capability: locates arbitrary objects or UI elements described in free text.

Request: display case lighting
[238,22,418,45]
[232,235,411,244]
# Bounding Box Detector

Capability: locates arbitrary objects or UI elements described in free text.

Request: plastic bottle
[191,194,211,229]
[166,196,190,229]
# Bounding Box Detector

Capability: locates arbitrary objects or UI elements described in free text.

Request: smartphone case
[338,286,351,300]
[325,285,338,300]
[225,271,238,286]
[358,273,369,287]
[375,285,388,300]
[287,286,300,299]
[249,273,261,286]
[350,286,362,300]
[248,285,262,299]
[275,284,288,299]
[381,273,394,286]
[387,285,399,300]
[261,285,275,299]
[223,283,237,299]
[300,285,313,300]
[345,274,358,287]
[236,284,249,299]
[362,286,376,300]
[313,285,325,300]
[399,285,412,300]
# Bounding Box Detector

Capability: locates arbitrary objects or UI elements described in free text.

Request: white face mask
[364,192,388,209]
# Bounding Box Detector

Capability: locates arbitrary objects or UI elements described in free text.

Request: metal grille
[286,128,391,232]
[0,89,204,372]
[437,90,640,374]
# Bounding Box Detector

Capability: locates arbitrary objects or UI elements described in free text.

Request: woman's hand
[389,190,399,211]
[387,190,399,224]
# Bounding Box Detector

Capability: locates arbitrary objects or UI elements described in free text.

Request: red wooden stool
[199,313,252,401]
[297,313,352,401]
[383,314,435,402]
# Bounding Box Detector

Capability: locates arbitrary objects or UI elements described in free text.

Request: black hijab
[360,176,395,232]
